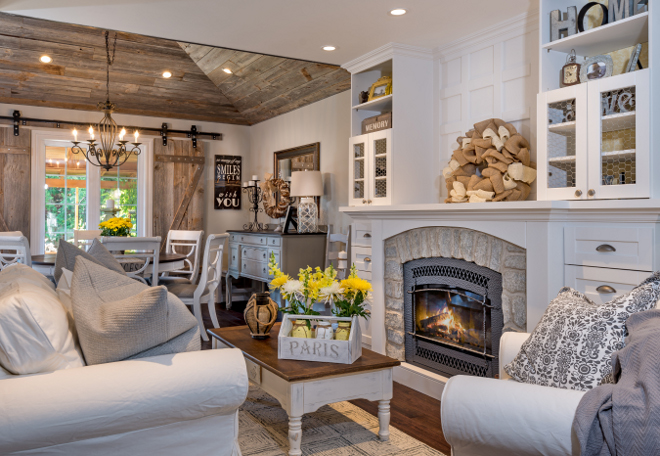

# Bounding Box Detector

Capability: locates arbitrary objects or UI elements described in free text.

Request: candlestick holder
[243,180,266,232]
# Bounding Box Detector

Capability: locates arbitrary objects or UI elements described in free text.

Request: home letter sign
[550,7,578,42]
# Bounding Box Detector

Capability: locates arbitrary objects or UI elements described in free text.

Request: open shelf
[542,12,648,56]
[602,111,636,132]
[352,94,392,111]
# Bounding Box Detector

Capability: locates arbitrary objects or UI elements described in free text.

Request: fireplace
[404,257,503,378]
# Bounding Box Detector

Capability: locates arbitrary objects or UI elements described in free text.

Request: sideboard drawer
[564,226,654,271]
[565,265,649,305]
[238,234,269,246]
[268,237,281,247]
[242,246,268,262]
[242,258,269,279]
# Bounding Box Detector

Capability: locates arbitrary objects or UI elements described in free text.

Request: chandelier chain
[104,31,117,103]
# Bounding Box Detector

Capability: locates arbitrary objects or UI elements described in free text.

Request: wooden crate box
[278,315,362,364]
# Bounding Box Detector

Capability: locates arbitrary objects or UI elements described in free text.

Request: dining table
[31,252,187,278]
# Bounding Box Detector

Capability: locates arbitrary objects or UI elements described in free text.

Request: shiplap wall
[436,12,539,199]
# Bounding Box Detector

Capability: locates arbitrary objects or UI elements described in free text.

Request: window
[44,146,88,253]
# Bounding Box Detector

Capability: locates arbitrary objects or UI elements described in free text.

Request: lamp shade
[290,170,323,197]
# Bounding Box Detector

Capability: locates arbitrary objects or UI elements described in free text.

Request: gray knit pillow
[54,238,125,283]
[504,278,660,391]
[71,257,199,365]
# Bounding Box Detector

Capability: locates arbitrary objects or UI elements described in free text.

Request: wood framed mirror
[273,142,320,181]
[273,142,321,221]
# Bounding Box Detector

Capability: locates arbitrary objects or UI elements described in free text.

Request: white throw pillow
[0,263,55,294]
[0,280,85,375]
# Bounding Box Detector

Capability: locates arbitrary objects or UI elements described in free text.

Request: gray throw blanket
[573,309,660,455]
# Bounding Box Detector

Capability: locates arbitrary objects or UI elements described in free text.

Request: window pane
[45,146,87,252]
[100,155,139,234]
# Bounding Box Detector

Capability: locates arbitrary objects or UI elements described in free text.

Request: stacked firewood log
[442,118,537,203]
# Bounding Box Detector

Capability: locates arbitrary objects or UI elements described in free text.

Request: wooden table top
[208,323,401,382]
[31,252,187,265]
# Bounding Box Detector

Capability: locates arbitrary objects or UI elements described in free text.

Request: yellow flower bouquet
[99,217,133,237]
[268,253,372,322]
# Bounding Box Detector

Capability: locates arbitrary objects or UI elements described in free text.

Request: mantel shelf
[542,12,648,56]
[352,94,392,111]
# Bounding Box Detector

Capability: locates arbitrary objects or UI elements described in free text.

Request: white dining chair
[163,233,228,341]
[160,230,204,284]
[325,226,350,279]
[0,232,31,270]
[100,236,161,286]
[73,229,102,251]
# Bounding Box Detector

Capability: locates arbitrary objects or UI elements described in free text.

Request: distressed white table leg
[378,400,391,441]
[288,416,303,456]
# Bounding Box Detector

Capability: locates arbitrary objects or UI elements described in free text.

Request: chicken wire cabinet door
[349,134,369,206]
[537,84,588,201]
[368,129,392,206]
[587,70,649,200]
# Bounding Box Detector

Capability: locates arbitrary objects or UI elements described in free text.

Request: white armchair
[440,332,586,456]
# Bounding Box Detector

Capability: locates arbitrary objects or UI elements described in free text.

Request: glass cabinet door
[537,84,587,200]
[348,134,368,206]
[588,70,649,199]
[369,129,391,206]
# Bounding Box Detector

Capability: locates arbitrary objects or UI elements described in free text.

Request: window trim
[30,129,153,254]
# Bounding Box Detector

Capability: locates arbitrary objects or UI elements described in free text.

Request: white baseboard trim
[393,362,449,401]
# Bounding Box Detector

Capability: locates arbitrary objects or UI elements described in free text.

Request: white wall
[0,103,251,238]
[435,12,539,199]
[249,90,352,234]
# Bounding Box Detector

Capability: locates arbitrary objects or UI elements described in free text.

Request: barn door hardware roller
[188,125,198,149]
[161,123,168,146]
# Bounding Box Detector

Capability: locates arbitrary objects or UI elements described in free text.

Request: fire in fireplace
[414,287,492,354]
[404,258,503,378]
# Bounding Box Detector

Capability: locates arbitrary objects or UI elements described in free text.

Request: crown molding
[434,9,540,62]
[341,42,433,74]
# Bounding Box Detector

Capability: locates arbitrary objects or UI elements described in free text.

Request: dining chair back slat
[0,232,31,270]
[163,230,204,284]
[100,236,161,286]
[325,226,350,279]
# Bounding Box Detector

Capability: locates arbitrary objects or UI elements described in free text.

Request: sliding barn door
[152,139,205,250]
[0,128,30,240]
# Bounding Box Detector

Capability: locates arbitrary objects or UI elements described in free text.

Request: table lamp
[290,170,323,233]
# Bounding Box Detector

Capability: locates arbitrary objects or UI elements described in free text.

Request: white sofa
[441,332,586,456]
[0,264,249,456]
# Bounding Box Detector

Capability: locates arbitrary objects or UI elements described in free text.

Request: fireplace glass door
[414,287,492,354]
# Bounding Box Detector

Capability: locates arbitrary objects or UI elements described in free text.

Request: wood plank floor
[200,303,451,454]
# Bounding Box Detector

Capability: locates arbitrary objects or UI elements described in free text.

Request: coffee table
[208,324,401,456]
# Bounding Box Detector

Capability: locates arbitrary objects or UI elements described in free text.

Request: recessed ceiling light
[162,71,172,78]
[223,68,233,74]
[322,46,336,51]
[40,55,52,63]
[390,8,407,16]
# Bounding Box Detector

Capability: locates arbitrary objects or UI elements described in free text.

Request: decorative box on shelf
[278,314,362,364]
[361,112,392,135]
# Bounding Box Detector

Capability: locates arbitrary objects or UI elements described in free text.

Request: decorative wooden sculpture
[244,292,279,339]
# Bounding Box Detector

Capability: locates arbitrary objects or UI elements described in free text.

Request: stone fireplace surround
[384,227,527,362]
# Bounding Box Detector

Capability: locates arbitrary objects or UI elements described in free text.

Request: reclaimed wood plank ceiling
[0,13,351,125]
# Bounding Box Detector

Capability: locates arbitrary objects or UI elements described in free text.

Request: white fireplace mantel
[340,199,660,398]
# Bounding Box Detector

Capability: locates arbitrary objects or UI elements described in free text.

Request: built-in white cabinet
[538,70,649,200]
[348,129,392,207]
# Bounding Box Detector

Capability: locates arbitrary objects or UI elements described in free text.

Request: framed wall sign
[214,155,242,210]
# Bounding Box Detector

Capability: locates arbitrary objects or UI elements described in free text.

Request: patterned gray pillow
[504,278,660,391]
[54,238,126,283]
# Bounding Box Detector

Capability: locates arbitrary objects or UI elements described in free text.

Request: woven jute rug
[238,385,448,456]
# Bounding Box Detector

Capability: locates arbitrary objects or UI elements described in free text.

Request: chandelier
[72,31,141,171]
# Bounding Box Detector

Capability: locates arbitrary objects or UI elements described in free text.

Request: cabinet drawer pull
[596,244,616,253]
[364,257,372,262]
[596,285,617,294]
[363,233,372,238]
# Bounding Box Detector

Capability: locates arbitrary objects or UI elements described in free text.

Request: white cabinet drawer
[564,226,653,271]
[357,270,372,281]
[242,246,268,262]
[565,265,649,306]
[354,230,372,246]
[237,234,269,246]
[353,246,372,272]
